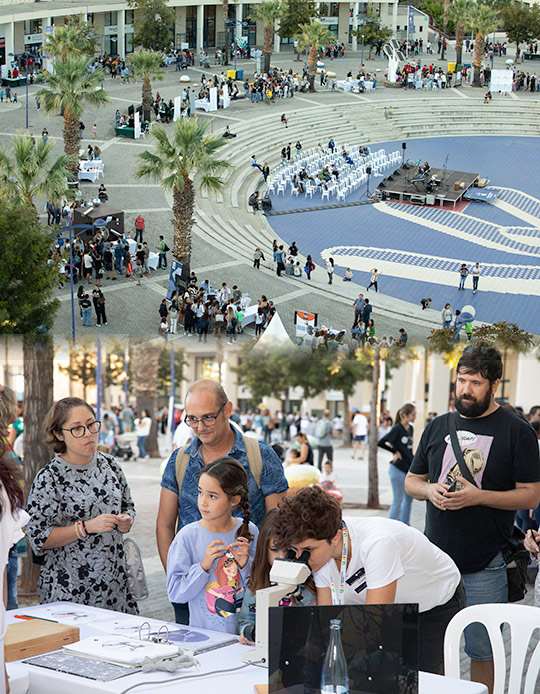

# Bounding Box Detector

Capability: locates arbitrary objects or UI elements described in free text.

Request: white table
[6,605,488,694]
[241,304,258,328]
[78,170,99,182]
[148,251,159,270]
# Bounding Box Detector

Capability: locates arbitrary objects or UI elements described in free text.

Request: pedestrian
[134,410,152,459]
[378,403,416,525]
[79,121,85,140]
[295,141,302,159]
[406,344,540,694]
[304,255,314,280]
[472,262,480,294]
[441,303,452,328]
[255,308,265,338]
[367,268,381,292]
[324,257,334,284]
[343,267,353,281]
[94,289,107,326]
[420,297,432,310]
[361,298,372,332]
[262,162,270,183]
[92,123,97,139]
[281,113,288,128]
[458,262,469,290]
[286,143,291,161]
[253,247,264,269]
[465,320,473,341]
[134,259,143,286]
[35,95,41,110]
[351,409,368,460]
[157,235,168,268]
[315,410,334,472]
[79,292,92,326]
[275,245,286,277]
[134,214,145,243]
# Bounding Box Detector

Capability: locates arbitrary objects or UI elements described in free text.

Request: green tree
[421,0,444,32]
[279,0,318,43]
[59,347,97,402]
[134,118,232,280]
[44,17,97,61]
[128,50,165,122]
[250,1,283,74]
[128,0,175,51]
[450,0,473,65]
[0,191,59,335]
[294,20,335,91]
[468,3,499,87]
[0,134,73,210]
[501,2,540,61]
[157,344,188,394]
[235,345,301,410]
[352,6,393,60]
[37,56,109,179]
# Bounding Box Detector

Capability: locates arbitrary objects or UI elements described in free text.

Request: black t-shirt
[378,423,413,473]
[410,408,540,574]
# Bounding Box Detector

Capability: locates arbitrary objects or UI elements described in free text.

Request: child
[92,123,97,139]
[238,510,316,645]
[255,308,265,338]
[319,461,336,485]
[167,457,258,634]
[294,262,302,277]
[343,267,353,281]
[286,448,301,466]
[235,307,245,333]
[134,259,143,286]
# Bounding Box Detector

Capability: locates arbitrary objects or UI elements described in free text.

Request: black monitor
[269,604,418,694]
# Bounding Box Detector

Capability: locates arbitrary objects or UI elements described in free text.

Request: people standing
[472,262,480,294]
[352,293,364,327]
[441,303,453,328]
[157,236,168,269]
[324,257,334,285]
[134,409,152,459]
[92,289,107,326]
[378,404,416,525]
[79,292,92,326]
[367,268,381,292]
[351,409,368,460]
[304,255,314,280]
[315,410,334,471]
[406,344,540,694]
[134,214,145,243]
[458,263,469,290]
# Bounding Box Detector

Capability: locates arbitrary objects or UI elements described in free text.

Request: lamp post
[225,19,248,73]
[356,16,373,68]
[8,50,39,130]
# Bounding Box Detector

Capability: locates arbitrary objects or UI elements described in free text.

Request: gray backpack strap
[243,435,263,490]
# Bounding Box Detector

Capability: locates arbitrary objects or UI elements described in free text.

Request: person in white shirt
[472,262,480,294]
[351,409,368,459]
[134,410,152,459]
[274,486,464,676]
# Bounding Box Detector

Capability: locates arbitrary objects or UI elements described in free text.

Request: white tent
[252,310,296,351]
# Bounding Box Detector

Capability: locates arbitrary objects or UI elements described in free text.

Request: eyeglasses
[184,404,225,429]
[61,420,101,438]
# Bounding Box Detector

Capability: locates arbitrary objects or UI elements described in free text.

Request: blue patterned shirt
[161,426,288,529]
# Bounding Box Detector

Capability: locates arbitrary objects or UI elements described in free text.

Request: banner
[408,7,415,35]
[167,260,183,300]
[294,310,317,346]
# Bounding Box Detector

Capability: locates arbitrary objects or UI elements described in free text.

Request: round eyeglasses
[61,420,101,438]
[184,404,226,428]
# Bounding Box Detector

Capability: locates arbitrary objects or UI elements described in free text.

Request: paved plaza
[3,44,539,343]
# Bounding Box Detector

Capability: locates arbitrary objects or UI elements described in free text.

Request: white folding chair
[321,187,330,201]
[444,603,540,694]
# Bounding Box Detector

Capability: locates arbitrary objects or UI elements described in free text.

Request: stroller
[111,435,135,461]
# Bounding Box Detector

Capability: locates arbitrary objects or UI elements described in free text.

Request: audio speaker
[387,175,394,181]
[366,166,372,175]
[394,169,401,176]
[402,142,407,150]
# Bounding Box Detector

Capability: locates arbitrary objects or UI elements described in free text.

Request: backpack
[163,243,170,252]
[174,434,263,521]
[310,262,315,271]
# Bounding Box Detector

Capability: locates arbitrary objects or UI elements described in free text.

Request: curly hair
[273,486,342,551]
[199,456,253,541]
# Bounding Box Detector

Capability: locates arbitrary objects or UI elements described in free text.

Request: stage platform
[376,164,479,209]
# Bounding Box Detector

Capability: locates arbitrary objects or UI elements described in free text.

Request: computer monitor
[268,604,418,694]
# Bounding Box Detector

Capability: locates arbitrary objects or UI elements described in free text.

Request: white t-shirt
[134,416,152,437]
[352,413,368,436]
[314,516,460,613]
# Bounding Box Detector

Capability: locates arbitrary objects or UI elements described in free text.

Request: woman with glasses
[25,397,138,613]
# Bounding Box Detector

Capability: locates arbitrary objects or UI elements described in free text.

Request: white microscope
[242,550,311,667]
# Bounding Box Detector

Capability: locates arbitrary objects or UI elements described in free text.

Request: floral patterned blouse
[25,451,138,614]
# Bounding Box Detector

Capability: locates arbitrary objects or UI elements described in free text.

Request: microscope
[242,550,311,667]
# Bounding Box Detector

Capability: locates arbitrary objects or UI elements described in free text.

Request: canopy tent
[253,310,296,351]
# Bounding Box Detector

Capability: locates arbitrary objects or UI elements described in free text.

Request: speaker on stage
[366,166,372,175]
[402,142,407,150]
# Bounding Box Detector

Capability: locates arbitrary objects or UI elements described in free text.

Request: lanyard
[330,526,348,606]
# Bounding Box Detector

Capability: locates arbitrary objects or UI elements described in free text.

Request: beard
[454,388,492,418]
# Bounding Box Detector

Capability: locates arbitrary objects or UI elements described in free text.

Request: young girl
[238,510,316,645]
[167,457,258,634]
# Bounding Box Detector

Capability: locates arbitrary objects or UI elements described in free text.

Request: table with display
[336,79,375,92]
[5,604,487,694]
[114,125,135,138]
[2,76,27,87]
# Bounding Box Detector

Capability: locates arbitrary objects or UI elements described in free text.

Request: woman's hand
[116,514,133,533]
[228,537,250,568]
[85,514,119,534]
[393,451,402,462]
[201,540,227,572]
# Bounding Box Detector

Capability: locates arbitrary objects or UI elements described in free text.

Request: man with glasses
[157,379,288,624]
[406,344,540,694]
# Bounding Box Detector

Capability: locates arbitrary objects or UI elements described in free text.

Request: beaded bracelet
[74,520,88,540]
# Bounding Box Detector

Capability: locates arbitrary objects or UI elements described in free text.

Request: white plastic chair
[321,187,330,201]
[444,603,540,694]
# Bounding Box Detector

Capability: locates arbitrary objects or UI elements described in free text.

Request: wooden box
[5,620,80,662]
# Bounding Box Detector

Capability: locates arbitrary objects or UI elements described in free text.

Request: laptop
[268,604,418,694]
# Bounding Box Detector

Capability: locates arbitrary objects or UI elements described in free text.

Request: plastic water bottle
[321,618,349,694]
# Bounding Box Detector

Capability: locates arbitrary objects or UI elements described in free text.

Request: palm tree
[134,118,232,280]
[250,1,282,74]
[223,0,231,65]
[128,50,165,123]
[0,134,74,210]
[44,23,96,62]
[450,0,473,66]
[295,20,335,92]
[131,339,162,458]
[468,3,499,87]
[37,56,109,179]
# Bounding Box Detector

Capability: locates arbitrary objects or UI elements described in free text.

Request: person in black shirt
[406,344,540,694]
[294,432,314,465]
[378,403,416,525]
